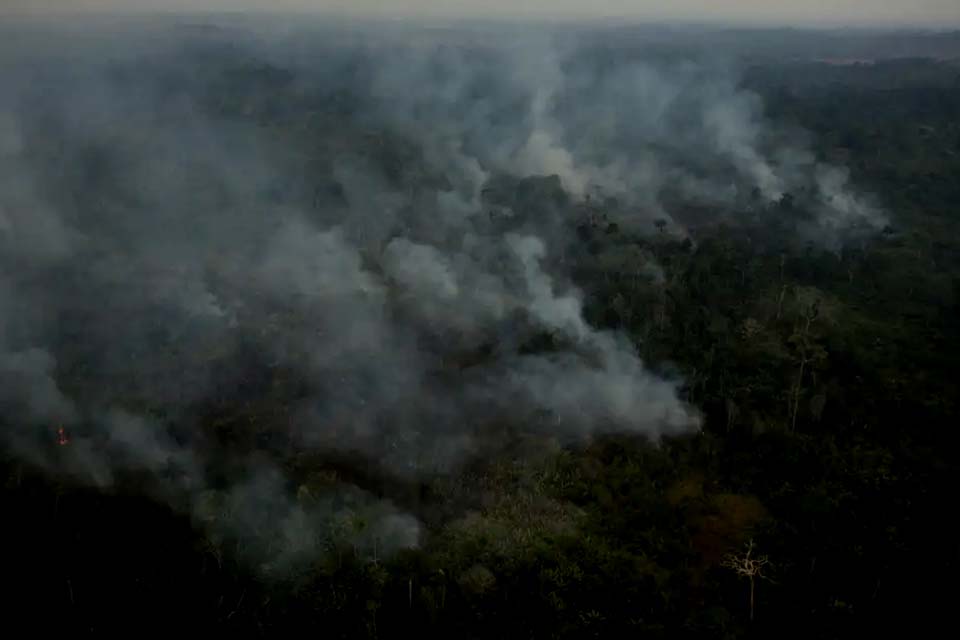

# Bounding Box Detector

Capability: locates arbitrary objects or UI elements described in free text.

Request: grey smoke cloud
[0,17,883,571]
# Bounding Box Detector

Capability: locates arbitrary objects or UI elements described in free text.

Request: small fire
[56,426,70,446]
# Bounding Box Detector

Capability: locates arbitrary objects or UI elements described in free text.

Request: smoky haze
[4,1,960,28]
[0,16,885,572]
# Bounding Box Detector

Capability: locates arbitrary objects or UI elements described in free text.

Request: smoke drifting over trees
[0,17,885,572]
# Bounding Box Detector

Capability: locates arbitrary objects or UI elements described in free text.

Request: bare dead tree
[789,295,824,432]
[775,283,788,321]
[722,539,770,622]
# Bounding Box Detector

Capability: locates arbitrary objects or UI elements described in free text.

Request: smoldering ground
[0,16,883,572]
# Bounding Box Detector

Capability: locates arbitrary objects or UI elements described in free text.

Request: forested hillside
[1,20,958,638]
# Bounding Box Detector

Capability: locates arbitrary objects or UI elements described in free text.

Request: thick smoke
[0,17,881,571]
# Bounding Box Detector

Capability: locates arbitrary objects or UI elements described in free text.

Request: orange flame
[57,427,70,446]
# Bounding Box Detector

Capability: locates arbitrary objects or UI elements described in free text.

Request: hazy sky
[3,1,960,27]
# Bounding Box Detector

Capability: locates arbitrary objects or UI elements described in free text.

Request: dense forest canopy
[1,16,959,638]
